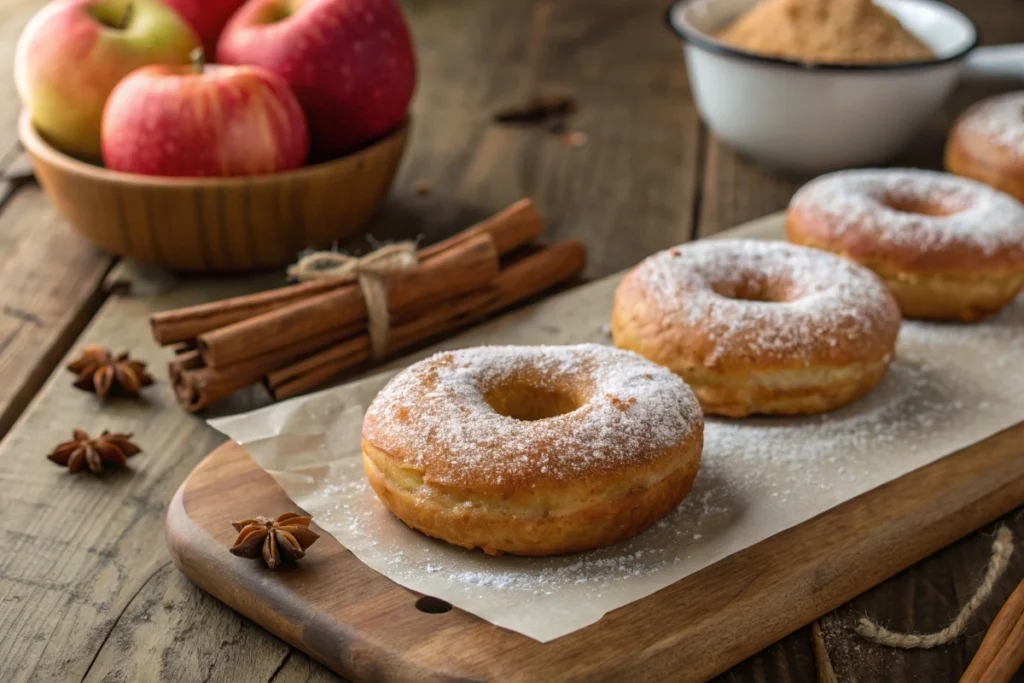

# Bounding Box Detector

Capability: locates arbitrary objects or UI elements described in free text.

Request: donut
[787,169,1024,321]
[612,240,901,418]
[945,92,1024,203]
[361,344,703,556]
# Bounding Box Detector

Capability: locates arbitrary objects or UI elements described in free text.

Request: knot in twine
[855,526,1015,649]
[287,242,418,360]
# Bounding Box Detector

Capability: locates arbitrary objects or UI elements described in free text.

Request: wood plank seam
[0,183,119,438]
[77,561,175,681]
[267,650,295,683]
[688,122,709,244]
[0,278,112,438]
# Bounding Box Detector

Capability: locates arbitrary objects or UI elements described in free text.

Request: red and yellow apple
[217,0,416,159]
[162,0,248,55]
[15,0,199,160]
[101,55,309,177]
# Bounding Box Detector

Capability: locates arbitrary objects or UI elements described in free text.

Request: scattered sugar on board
[959,91,1024,159]
[790,168,1024,255]
[636,240,900,364]
[310,299,1022,599]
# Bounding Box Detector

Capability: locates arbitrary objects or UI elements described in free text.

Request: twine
[287,242,418,359]
[855,526,1015,649]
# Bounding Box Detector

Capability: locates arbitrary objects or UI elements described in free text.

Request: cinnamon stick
[168,349,204,380]
[418,198,544,260]
[265,336,373,399]
[199,232,500,368]
[389,290,500,351]
[151,279,348,346]
[266,240,586,400]
[150,199,544,346]
[264,290,497,396]
[960,579,1024,683]
[483,238,586,313]
[173,325,360,411]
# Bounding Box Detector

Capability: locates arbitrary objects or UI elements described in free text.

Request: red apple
[15,0,199,160]
[217,0,416,159]
[162,0,248,55]
[101,54,309,177]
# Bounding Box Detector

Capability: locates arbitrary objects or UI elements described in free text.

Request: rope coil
[855,526,1015,649]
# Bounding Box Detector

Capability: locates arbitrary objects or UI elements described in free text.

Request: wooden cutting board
[166,214,1024,683]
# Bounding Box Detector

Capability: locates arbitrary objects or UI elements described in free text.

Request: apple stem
[191,48,206,75]
[118,3,134,30]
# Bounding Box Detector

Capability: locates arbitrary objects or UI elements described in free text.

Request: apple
[217,0,416,159]
[102,53,309,177]
[15,0,199,160]
[162,0,248,55]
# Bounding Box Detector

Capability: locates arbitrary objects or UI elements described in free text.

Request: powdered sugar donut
[787,169,1024,321]
[361,344,704,556]
[946,92,1024,203]
[612,240,901,418]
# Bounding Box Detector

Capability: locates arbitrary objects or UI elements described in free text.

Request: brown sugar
[715,0,935,65]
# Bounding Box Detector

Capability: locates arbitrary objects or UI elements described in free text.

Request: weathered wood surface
[0,188,112,437]
[0,0,1022,681]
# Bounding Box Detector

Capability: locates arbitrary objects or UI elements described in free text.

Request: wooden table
[0,1,1022,681]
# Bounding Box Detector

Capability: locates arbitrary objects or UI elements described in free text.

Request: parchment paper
[209,216,1024,643]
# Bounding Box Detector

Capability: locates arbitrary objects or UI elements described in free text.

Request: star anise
[47,429,142,474]
[67,346,154,400]
[230,512,320,569]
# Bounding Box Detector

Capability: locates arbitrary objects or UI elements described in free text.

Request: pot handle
[961,44,1024,81]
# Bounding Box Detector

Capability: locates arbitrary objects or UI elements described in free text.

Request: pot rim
[665,0,979,73]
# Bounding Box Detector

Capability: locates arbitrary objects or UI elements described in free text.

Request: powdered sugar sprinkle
[634,239,899,364]
[790,168,1024,256]
[958,91,1024,160]
[363,344,703,487]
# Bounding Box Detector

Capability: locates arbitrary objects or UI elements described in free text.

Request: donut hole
[484,382,581,421]
[711,279,787,303]
[882,195,961,217]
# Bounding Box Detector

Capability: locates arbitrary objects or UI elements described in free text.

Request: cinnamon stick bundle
[150,198,543,346]
[153,199,586,412]
[265,240,586,401]
[151,279,347,346]
[199,231,500,368]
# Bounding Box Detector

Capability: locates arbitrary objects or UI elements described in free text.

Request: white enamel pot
[667,0,1024,173]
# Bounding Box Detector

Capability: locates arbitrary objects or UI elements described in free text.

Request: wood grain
[368,0,701,276]
[0,281,261,683]
[0,187,112,438]
[1,0,1023,681]
[697,3,1024,681]
[166,421,1024,683]
[0,1,704,680]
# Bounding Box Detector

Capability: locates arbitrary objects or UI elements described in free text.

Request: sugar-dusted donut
[612,240,901,418]
[361,344,704,556]
[787,169,1024,321]
[946,91,1024,203]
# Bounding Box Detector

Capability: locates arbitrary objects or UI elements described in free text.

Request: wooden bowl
[19,111,409,272]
